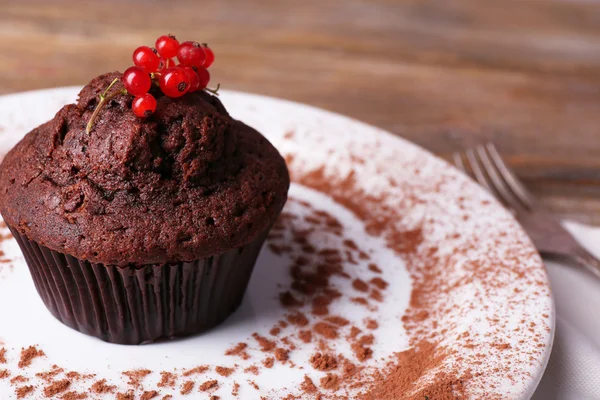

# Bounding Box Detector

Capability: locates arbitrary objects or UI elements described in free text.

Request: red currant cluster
[122,34,216,118]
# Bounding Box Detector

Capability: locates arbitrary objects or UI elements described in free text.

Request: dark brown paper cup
[9,227,268,345]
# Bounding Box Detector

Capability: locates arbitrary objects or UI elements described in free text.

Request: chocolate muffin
[0,72,290,344]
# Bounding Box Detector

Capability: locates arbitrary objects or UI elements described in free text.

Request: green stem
[204,83,221,96]
[86,78,125,134]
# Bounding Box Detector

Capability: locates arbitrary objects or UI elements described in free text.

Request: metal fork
[453,142,600,278]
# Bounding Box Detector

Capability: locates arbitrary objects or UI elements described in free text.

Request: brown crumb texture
[0,347,6,363]
[0,369,9,379]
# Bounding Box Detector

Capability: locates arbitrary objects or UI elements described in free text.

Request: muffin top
[0,72,290,265]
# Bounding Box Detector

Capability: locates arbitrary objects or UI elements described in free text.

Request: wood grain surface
[1,0,600,222]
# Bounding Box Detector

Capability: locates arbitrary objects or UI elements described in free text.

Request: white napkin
[532,221,600,400]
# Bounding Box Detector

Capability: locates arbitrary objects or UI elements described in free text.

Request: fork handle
[571,247,600,279]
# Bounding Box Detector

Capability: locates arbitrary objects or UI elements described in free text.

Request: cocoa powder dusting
[199,380,219,391]
[91,379,116,394]
[60,391,87,400]
[300,375,317,394]
[351,343,373,362]
[244,366,259,375]
[180,380,194,395]
[313,322,338,339]
[0,347,6,364]
[252,333,276,352]
[359,341,466,399]
[310,353,338,371]
[11,375,27,384]
[0,369,9,379]
[122,369,152,388]
[36,365,64,383]
[15,385,34,399]
[320,373,340,391]
[232,382,240,396]
[262,357,275,368]
[182,366,209,376]
[18,346,45,368]
[225,343,250,360]
[352,279,369,292]
[116,392,134,400]
[157,371,176,388]
[140,390,159,400]
[215,366,234,377]
[287,312,309,327]
[43,379,71,397]
[274,348,289,362]
[298,330,312,343]
[365,319,378,330]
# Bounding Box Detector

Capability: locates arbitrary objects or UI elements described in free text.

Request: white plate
[0,87,554,399]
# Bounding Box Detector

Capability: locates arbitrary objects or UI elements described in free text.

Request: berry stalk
[86,78,127,134]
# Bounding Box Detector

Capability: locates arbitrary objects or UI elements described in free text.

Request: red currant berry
[159,67,190,98]
[202,44,215,68]
[132,46,160,73]
[122,66,151,97]
[180,66,200,92]
[196,67,210,89]
[155,34,179,59]
[132,93,157,118]
[177,41,206,68]
[158,57,175,72]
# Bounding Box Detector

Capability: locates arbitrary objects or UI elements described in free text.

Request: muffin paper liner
[9,227,268,345]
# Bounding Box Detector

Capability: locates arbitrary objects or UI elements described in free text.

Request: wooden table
[2,0,600,222]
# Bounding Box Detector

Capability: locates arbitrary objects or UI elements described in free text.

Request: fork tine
[485,143,535,208]
[453,152,467,172]
[464,148,494,193]
[475,145,526,212]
